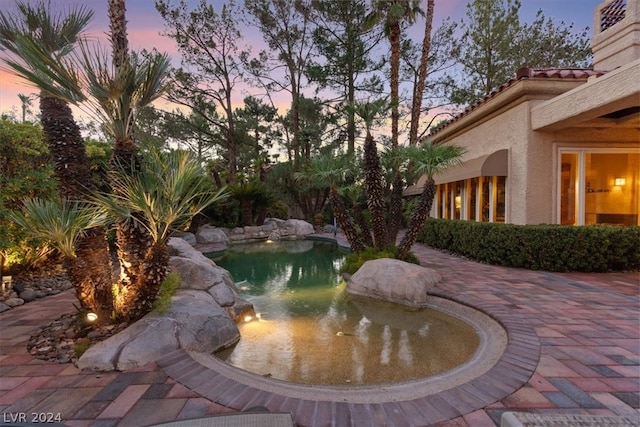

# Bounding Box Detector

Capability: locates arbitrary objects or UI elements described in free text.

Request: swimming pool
[212,240,481,386]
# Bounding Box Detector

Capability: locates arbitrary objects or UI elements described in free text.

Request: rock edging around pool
[77,238,254,371]
[175,218,316,253]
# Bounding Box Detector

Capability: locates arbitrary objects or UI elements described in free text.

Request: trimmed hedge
[417,219,640,272]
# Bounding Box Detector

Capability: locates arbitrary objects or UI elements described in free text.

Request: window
[434,176,506,223]
[468,178,478,221]
[559,150,639,226]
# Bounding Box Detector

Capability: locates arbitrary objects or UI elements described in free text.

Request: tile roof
[430,67,607,136]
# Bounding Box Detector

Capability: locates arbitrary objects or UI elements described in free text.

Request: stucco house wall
[417,0,640,227]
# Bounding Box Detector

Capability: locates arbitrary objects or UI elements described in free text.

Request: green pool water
[212,240,480,386]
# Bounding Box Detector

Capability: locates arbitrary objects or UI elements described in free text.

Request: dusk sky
[0,0,603,119]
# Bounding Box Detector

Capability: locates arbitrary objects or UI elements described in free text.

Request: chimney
[591,0,640,70]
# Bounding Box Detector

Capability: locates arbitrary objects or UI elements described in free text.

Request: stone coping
[158,293,540,424]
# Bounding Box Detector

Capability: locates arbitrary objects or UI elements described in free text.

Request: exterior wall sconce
[454,195,462,209]
[614,177,626,186]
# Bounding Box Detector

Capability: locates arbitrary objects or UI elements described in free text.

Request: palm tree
[408,0,434,147]
[229,179,270,226]
[0,1,115,317]
[340,184,373,247]
[93,149,229,321]
[366,0,422,149]
[396,140,466,260]
[10,198,111,320]
[381,146,405,244]
[79,43,171,306]
[0,1,92,201]
[17,93,32,122]
[297,153,366,252]
[352,99,389,249]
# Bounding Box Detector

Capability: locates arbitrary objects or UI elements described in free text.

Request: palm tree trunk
[240,199,253,226]
[389,21,400,149]
[354,202,373,247]
[363,132,388,249]
[408,0,434,146]
[72,227,115,322]
[113,217,152,319]
[397,178,436,260]
[330,188,365,252]
[40,96,94,201]
[387,171,404,244]
[125,241,169,322]
[40,95,115,316]
[108,0,129,68]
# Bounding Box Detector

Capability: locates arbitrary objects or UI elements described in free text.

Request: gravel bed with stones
[0,265,73,312]
[26,313,130,364]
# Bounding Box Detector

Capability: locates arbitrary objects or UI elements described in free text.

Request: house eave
[531,59,640,131]
[431,79,587,143]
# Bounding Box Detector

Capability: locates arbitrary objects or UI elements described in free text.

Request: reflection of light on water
[398,330,413,367]
[380,325,392,365]
[355,316,371,344]
[213,241,480,385]
[418,323,430,337]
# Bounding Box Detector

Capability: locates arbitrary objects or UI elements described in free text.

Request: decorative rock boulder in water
[346,258,441,307]
[168,238,253,322]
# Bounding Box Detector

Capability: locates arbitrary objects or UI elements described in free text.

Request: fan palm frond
[401,139,466,179]
[10,198,107,258]
[296,153,356,189]
[78,44,171,140]
[93,149,228,244]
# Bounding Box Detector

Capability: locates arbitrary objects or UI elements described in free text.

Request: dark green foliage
[152,272,181,314]
[341,245,419,275]
[0,118,57,273]
[443,0,592,106]
[418,219,640,272]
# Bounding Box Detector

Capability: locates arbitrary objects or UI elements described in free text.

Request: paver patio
[1,236,638,426]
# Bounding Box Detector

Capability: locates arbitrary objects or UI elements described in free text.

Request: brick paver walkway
[1,236,638,426]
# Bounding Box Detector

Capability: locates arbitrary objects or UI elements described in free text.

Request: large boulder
[168,238,254,321]
[76,238,253,372]
[282,219,315,237]
[195,225,230,245]
[172,231,196,246]
[77,289,240,371]
[169,238,235,291]
[346,258,441,307]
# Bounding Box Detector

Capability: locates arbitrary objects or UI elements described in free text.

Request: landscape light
[86,312,98,322]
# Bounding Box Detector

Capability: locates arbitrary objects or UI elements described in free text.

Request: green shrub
[153,272,181,313]
[342,246,419,275]
[417,219,640,272]
[74,339,91,357]
[0,118,57,275]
